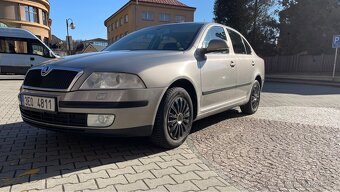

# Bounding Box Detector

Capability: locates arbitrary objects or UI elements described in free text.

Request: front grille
[20,108,87,127]
[23,69,79,90]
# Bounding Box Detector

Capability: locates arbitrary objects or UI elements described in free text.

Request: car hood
[41,50,185,74]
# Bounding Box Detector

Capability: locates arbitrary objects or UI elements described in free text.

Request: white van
[0,28,58,74]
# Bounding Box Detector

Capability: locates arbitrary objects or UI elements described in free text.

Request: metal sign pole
[333,47,338,80]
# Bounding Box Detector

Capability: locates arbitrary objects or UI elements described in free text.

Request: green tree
[214,0,252,36]
[279,0,340,55]
[214,0,279,56]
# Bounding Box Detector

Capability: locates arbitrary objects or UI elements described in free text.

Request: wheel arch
[255,75,263,88]
[153,77,199,127]
[167,78,198,120]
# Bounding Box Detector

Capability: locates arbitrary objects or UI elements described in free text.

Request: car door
[227,29,255,99]
[199,26,238,111]
[29,40,55,66]
[0,37,31,68]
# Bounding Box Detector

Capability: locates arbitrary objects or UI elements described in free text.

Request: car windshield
[105,23,204,51]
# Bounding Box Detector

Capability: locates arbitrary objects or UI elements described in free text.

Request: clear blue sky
[50,0,214,40]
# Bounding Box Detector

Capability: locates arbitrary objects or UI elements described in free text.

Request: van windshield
[105,23,204,51]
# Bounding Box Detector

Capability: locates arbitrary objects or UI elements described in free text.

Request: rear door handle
[230,61,236,67]
[30,57,35,61]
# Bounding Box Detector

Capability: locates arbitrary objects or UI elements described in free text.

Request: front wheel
[240,80,261,115]
[151,87,193,149]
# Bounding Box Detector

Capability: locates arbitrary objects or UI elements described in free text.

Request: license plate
[22,95,56,112]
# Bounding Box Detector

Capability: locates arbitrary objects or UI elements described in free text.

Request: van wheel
[151,87,193,149]
[241,80,261,115]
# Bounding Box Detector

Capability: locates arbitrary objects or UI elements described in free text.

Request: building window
[115,21,119,28]
[42,11,48,25]
[92,41,108,46]
[124,15,129,23]
[142,11,154,21]
[24,6,39,23]
[120,17,124,26]
[160,13,171,22]
[44,38,49,46]
[176,15,185,23]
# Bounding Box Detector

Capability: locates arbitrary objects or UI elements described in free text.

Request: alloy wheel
[167,97,191,140]
[251,83,261,111]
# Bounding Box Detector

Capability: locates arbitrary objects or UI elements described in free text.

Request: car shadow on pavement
[262,82,340,95]
[191,109,244,134]
[0,122,167,188]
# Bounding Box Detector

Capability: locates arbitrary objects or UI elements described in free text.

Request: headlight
[80,72,145,90]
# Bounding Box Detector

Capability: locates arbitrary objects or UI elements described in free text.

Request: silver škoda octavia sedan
[19,23,264,148]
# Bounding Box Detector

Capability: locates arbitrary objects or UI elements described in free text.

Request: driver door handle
[251,61,255,66]
[230,61,236,67]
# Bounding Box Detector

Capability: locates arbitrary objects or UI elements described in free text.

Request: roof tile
[136,0,190,7]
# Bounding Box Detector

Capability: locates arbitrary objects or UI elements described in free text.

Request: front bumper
[19,87,165,136]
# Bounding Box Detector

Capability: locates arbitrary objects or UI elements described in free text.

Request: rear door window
[227,29,247,54]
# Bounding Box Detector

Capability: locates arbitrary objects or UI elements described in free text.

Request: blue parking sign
[333,35,340,48]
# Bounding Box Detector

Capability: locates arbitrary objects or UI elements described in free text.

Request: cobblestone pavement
[189,82,340,192]
[0,81,237,192]
[1,81,339,192]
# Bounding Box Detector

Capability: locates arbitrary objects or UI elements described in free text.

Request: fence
[265,54,340,74]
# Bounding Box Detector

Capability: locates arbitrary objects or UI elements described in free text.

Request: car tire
[240,80,261,115]
[151,87,194,149]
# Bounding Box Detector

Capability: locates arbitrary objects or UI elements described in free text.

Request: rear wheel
[151,87,193,149]
[240,80,261,115]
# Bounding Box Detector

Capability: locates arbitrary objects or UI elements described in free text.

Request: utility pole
[332,47,338,80]
[66,18,75,55]
[66,19,70,55]
[332,35,340,80]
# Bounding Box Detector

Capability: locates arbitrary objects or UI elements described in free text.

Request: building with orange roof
[104,0,196,44]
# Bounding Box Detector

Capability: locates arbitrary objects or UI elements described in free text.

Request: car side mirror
[206,39,229,54]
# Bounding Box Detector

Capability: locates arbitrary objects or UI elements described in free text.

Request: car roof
[0,28,37,39]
